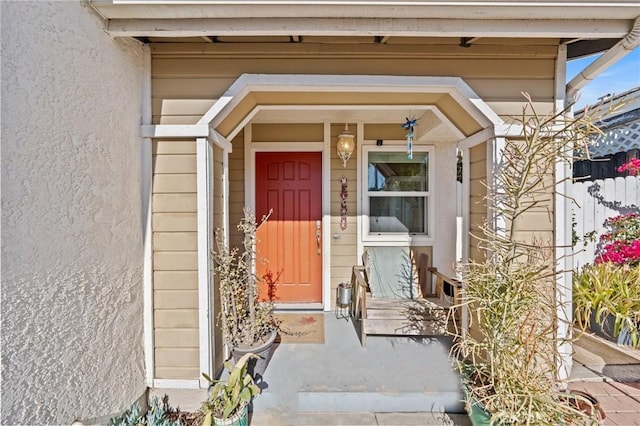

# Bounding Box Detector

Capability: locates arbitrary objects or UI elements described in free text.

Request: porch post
[555,44,573,382]
[141,44,155,387]
[197,137,214,388]
[460,146,471,333]
[487,134,507,241]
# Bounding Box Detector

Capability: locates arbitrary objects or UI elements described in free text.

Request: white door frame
[243,125,331,310]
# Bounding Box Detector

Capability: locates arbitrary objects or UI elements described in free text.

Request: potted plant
[202,353,261,426]
[452,97,605,424]
[573,159,640,347]
[212,208,279,377]
[574,246,640,348]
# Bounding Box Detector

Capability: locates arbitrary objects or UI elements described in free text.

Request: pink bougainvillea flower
[594,160,640,266]
[595,213,640,267]
[617,158,640,174]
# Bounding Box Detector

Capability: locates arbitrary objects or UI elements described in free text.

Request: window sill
[362,234,435,246]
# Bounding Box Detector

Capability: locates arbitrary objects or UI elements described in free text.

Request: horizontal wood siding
[152,139,199,380]
[151,42,557,124]
[467,143,487,341]
[252,123,324,143]
[469,143,487,264]
[228,132,245,250]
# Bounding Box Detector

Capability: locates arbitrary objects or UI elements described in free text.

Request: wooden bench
[350,251,461,347]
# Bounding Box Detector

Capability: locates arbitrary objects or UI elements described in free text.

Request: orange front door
[255,152,323,303]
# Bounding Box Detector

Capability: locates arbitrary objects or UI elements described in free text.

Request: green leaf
[203,412,212,426]
[223,399,239,419]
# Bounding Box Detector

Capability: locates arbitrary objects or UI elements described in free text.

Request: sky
[567,47,640,110]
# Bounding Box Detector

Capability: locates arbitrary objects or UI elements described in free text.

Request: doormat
[275,313,325,344]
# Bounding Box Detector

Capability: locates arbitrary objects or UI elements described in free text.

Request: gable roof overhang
[142,74,505,149]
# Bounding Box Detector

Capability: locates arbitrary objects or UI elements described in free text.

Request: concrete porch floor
[151,317,640,425]
[153,312,469,425]
[248,312,465,423]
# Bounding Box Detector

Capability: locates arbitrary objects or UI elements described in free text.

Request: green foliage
[201,353,261,425]
[452,96,603,425]
[212,208,278,348]
[574,263,640,347]
[109,396,182,426]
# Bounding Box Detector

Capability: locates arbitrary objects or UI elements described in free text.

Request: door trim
[244,132,331,311]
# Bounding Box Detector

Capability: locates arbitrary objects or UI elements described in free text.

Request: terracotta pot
[559,390,605,422]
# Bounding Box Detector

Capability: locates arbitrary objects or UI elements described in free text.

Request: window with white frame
[363,145,434,241]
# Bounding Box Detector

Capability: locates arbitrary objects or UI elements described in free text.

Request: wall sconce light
[336,123,355,168]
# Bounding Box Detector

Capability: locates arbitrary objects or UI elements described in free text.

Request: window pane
[368,152,428,192]
[369,196,427,233]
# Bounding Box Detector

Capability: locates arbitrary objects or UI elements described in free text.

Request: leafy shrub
[574,263,640,347]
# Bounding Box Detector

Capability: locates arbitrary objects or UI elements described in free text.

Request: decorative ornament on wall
[401,116,418,160]
[340,176,348,230]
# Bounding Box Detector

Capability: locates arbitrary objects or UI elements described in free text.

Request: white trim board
[141,44,154,387]
[322,121,332,312]
[105,18,633,39]
[196,137,214,388]
[152,379,201,390]
[141,124,208,138]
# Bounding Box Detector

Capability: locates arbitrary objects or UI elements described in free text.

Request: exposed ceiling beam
[104,18,634,39]
[133,36,151,44]
[460,37,480,48]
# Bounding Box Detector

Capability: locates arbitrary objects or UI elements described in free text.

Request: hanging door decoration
[340,176,348,230]
[401,116,418,160]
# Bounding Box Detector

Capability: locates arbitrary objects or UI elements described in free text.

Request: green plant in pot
[573,160,640,348]
[452,96,605,424]
[574,262,640,347]
[202,353,261,426]
[212,208,279,377]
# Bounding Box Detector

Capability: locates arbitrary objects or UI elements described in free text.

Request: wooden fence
[572,176,640,269]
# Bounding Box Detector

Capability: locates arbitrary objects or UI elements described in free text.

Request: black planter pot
[231,329,277,379]
[589,312,635,346]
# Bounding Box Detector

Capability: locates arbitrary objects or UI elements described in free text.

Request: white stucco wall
[1,1,147,424]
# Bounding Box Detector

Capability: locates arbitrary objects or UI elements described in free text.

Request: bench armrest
[427,267,462,304]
